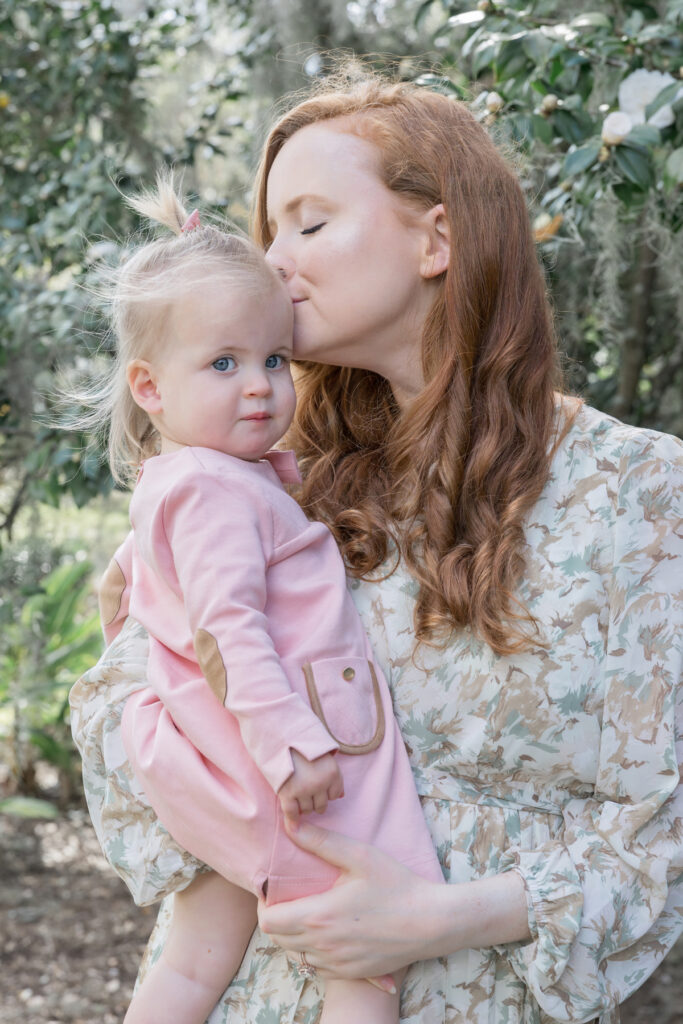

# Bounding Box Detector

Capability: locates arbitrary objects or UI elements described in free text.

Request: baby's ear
[127,359,163,414]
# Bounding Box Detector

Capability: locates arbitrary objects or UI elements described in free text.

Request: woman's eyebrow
[267,193,332,230]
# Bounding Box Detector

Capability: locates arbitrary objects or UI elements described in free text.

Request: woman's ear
[127,360,162,415]
[419,203,450,279]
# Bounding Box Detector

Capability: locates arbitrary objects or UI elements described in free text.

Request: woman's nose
[265,239,295,282]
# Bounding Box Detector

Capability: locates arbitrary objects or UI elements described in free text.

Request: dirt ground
[0,810,681,1024]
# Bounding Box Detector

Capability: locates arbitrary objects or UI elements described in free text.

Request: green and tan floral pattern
[70,404,683,1023]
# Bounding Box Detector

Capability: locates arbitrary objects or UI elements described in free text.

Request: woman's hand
[258,820,531,980]
[258,819,446,980]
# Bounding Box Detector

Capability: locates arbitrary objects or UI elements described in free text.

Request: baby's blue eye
[212,356,235,372]
[265,354,285,369]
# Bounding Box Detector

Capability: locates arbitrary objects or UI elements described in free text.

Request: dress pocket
[301,657,385,755]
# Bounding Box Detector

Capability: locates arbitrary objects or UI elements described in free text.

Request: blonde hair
[78,172,281,485]
[255,70,575,656]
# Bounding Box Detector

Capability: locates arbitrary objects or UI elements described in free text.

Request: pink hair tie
[181,209,200,233]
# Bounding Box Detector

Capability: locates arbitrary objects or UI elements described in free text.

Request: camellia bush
[0,0,214,802]
[0,0,226,532]
[406,0,683,430]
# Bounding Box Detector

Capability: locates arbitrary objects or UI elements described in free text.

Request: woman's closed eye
[300,222,325,236]
[212,355,236,373]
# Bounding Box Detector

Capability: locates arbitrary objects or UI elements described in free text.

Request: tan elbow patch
[98,558,126,626]
[193,629,227,704]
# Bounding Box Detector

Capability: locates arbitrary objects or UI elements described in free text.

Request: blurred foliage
[0,531,102,805]
[0,0,218,534]
[1,0,681,799]
[408,0,683,426]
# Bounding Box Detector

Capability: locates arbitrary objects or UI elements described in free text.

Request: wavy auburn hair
[254,73,569,655]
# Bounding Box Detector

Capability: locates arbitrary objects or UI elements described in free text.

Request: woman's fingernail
[368,976,396,995]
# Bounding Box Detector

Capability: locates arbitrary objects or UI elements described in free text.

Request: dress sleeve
[150,472,337,793]
[69,617,208,906]
[496,432,683,1021]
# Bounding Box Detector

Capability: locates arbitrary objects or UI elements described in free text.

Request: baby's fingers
[297,794,314,816]
[313,791,329,815]
[279,792,300,821]
[328,772,344,802]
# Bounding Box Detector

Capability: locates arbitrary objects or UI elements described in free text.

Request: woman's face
[265,122,442,398]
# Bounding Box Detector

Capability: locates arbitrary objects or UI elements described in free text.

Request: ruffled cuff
[494,843,583,995]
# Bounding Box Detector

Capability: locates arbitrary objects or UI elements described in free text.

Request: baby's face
[153,279,296,461]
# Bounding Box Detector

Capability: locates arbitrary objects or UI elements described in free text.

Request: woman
[70,72,683,1023]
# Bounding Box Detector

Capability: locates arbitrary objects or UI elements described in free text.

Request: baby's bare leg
[124,871,257,1024]
[320,969,407,1024]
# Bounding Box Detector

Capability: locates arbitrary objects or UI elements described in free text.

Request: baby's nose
[245,370,272,395]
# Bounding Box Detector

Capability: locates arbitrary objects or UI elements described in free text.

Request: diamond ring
[295,951,317,978]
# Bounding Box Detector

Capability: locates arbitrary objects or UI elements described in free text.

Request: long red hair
[254,73,570,655]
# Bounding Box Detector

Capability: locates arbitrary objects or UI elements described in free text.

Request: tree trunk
[610,231,656,422]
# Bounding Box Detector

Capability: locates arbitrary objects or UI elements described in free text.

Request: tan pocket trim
[193,629,227,704]
[302,660,385,755]
[98,558,126,626]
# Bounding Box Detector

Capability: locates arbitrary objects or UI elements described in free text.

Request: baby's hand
[278,750,344,822]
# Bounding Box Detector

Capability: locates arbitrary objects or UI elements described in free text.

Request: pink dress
[103,446,443,905]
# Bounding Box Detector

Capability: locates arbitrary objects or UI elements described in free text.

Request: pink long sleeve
[115,446,444,902]
[129,455,338,793]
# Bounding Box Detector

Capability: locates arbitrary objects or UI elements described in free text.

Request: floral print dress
[70,403,683,1023]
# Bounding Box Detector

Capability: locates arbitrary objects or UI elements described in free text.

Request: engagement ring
[295,951,317,979]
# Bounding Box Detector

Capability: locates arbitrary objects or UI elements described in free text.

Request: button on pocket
[302,657,385,755]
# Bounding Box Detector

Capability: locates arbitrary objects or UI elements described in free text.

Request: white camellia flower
[533,213,552,232]
[485,91,504,113]
[601,111,633,145]
[540,93,559,114]
[618,68,683,129]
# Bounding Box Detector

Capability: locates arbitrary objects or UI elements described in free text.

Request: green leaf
[644,80,682,121]
[0,796,59,819]
[413,74,463,97]
[637,23,668,42]
[51,446,77,467]
[549,55,565,84]
[532,113,554,145]
[626,124,661,148]
[448,10,485,28]
[506,113,533,145]
[623,10,645,35]
[563,141,602,176]
[613,145,653,189]
[29,729,73,771]
[521,30,553,64]
[495,36,528,78]
[553,109,593,145]
[570,12,611,30]
[665,147,683,184]
[472,40,498,77]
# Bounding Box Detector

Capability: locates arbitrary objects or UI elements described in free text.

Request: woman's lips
[242,413,271,420]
